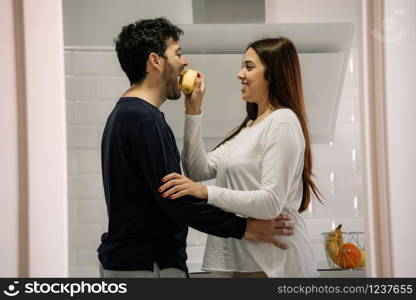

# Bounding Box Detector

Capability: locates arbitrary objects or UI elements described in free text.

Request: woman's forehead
[243,48,261,63]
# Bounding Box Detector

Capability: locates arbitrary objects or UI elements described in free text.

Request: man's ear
[148,53,164,72]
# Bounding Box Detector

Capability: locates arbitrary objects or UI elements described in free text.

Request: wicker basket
[321,231,365,269]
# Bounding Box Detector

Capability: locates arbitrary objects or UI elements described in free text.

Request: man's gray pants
[99,262,188,278]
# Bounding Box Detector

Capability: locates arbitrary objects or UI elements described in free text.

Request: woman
[159,37,321,277]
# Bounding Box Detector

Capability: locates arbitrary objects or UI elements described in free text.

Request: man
[98,17,293,278]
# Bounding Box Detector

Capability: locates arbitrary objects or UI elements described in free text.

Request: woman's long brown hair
[215,37,322,213]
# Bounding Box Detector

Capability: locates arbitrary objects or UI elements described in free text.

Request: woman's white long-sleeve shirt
[182,109,319,277]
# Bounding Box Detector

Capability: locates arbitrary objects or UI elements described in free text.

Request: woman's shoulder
[269,108,301,128]
[268,109,305,148]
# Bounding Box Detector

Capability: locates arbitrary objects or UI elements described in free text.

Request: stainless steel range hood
[170,23,354,144]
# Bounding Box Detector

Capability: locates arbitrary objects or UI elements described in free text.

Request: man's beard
[163,61,181,100]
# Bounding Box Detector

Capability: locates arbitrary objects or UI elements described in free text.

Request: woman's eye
[241,64,253,71]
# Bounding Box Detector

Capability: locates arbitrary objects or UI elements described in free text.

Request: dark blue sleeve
[133,117,246,239]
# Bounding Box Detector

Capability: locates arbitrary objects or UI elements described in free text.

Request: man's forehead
[165,38,181,50]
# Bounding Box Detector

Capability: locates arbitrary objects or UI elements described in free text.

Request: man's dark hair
[115,17,183,85]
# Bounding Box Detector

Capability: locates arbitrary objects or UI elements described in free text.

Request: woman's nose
[237,70,245,80]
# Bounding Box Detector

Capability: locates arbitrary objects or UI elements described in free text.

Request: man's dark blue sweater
[97,97,247,272]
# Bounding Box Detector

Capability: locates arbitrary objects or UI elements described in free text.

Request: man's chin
[167,91,182,100]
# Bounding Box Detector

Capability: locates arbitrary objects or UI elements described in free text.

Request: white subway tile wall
[65,49,363,277]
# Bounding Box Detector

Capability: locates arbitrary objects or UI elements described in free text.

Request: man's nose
[182,57,189,67]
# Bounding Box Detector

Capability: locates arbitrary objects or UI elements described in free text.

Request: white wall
[383,0,416,277]
[63,0,193,47]
[0,0,20,277]
[1,0,68,277]
[265,0,361,23]
[23,0,68,277]
[265,0,361,47]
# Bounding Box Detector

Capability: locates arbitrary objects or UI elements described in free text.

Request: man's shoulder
[115,99,161,123]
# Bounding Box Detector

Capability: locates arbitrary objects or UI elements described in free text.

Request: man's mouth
[178,70,187,91]
[178,70,185,83]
